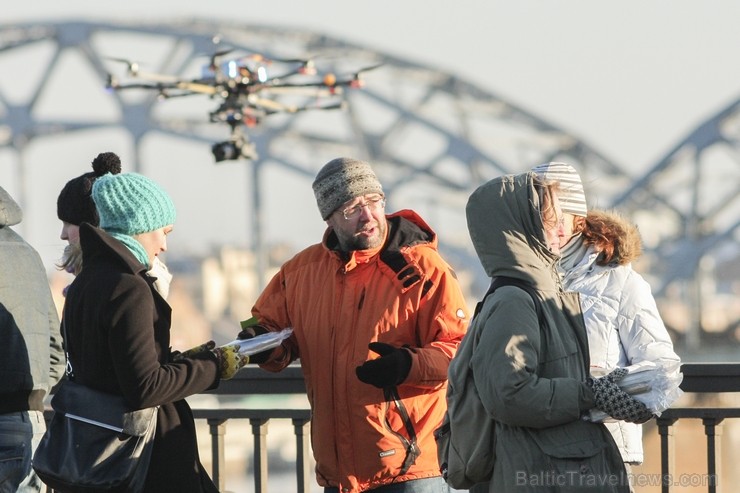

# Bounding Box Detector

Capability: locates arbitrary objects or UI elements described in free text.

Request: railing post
[702,417,723,493]
[293,417,312,493]
[207,418,227,492]
[251,418,269,493]
[657,416,677,493]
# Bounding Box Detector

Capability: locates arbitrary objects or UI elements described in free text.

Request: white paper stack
[588,360,684,422]
[221,328,294,356]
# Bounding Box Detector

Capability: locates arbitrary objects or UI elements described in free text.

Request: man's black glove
[588,368,654,424]
[355,342,412,389]
[237,324,269,340]
[236,324,272,364]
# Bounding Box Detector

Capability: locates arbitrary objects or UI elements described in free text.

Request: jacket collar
[80,223,148,276]
[322,209,436,270]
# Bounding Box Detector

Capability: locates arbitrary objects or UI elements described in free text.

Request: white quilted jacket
[561,214,681,464]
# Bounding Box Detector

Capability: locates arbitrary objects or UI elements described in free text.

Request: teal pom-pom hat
[92,172,176,235]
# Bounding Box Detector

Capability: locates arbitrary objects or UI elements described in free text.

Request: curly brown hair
[581,210,642,266]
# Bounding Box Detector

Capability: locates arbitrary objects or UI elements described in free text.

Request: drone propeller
[104,57,190,86]
[254,97,345,115]
[208,48,234,69]
[332,63,384,88]
[266,57,316,74]
[105,57,140,75]
[261,63,383,93]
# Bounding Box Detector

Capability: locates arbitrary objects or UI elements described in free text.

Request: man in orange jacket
[239,157,469,493]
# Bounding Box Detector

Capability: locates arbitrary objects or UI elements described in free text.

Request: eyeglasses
[540,209,565,230]
[340,196,386,220]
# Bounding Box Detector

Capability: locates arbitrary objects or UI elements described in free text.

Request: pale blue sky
[5,1,740,268]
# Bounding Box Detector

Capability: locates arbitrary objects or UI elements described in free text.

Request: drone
[105,49,380,161]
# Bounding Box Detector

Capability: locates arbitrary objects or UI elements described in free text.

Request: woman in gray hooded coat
[464,172,632,492]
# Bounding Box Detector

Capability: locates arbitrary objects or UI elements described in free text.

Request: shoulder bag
[435,276,541,489]
[32,318,158,493]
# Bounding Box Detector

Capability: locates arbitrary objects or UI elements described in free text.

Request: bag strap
[473,276,541,320]
[60,310,75,380]
[383,386,420,475]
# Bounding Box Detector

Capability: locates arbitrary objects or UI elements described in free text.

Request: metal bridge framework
[0,21,737,351]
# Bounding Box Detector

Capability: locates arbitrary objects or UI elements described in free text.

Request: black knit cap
[57,152,122,226]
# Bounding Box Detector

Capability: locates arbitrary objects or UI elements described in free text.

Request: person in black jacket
[0,185,65,493]
[61,171,245,492]
[56,151,173,298]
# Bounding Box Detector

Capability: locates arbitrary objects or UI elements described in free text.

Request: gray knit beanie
[530,161,587,217]
[312,157,384,219]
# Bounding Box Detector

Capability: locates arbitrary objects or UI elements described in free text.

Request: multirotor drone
[105,48,378,162]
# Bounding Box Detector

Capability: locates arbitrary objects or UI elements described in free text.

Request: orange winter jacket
[253,210,469,493]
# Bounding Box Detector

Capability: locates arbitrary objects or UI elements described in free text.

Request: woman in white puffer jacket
[560,208,681,464]
[532,162,681,467]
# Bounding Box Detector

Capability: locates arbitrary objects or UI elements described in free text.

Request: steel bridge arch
[2,20,735,351]
[609,96,740,350]
[0,20,626,291]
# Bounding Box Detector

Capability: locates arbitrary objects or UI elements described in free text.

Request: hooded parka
[62,224,221,493]
[465,173,629,492]
[253,210,469,493]
[0,187,65,413]
[561,210,680,464]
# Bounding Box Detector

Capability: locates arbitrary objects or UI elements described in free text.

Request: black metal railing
[192,407,312,493]
[197,366,309,493]
[195,364,740,493]
[653,363,740,493]
[45,363,740,493]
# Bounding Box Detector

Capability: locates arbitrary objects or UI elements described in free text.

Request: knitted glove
[212,344,249,380]
[172,340,216,361]
[588,368,654,424]
[236,323,273,364]
[355,342,412,389]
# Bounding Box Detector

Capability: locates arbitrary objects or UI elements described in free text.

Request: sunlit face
[559,213,585,248]
[60,222,81,245]
[133,225,174,266]
[541,194,565,255]
[325,194,387,252]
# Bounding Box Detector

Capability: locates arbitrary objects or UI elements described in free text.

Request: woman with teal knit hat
[92,171,177,269]
[60,172,246,493]
[55,152,173,299]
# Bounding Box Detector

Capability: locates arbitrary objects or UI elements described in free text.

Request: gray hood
[0,186,22,227]
[465,172,559,291]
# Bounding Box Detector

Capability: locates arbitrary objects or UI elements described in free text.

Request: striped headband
[530,162,587,217]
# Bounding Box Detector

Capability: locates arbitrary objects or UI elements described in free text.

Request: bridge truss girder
[0,20,736,351]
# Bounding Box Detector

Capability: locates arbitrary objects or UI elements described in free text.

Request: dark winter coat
[63,224,220,493]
